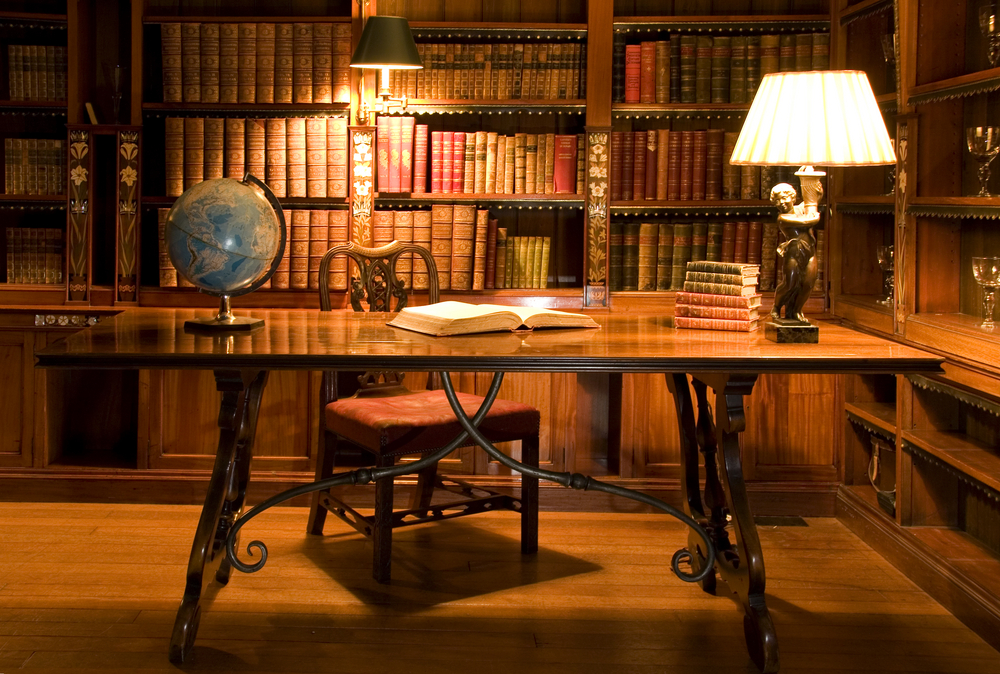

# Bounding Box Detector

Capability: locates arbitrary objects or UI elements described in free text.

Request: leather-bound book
[451,205,476,290]
[463,132,475,194]
[642,130,658,199]
[667,130,682,201]
[326,116,348,198]
[554,134,577,194]
[181,23,201,103]
[734,221,750,264]
[237,23,256,103]
[224,118,245,180]
[494,227,508,289]
[656,128,669,200]
[812,33,830,70]
[622,222,640,291]
[729,36,746,105]
[444,43,455,99]
[759,219,778,291]
[608,221,623,291]
[816,229,825,283]
[305,117,327,198]
[504,134,516,193]
[631,131,646,200]
[520,44,533,100]
[612,31,626,103]
[691,221,708,263]
[610,131,624,201]
[740,165,759,200]
[670,33,681,103]
[511,43,524,99]
[412,123,428,194]
[289,209,310,289]
[254,22,275,103]
[411,209,432,290]
[525,133,537,194]
[679,130,694,201]
[705,128,724,201]
[376,116,391,193]
[522,237,536,289]
[474,130,488,193]
[670,222,692,290]
[711,36,731,103]
[573,43,584,99]
[165,117,185,196]
[721,221,736,262]
[539,236,551,288]
[372,209,393,252]
[495,135,507,193]
[640,41,656,103]
[543,133,556,194]
[307,210,329,290]
[759,35,779,79]
[401,116,415,193]
[779,34,795,72]
[472,208,489,290]
[679,35,696,103]
[759,165,778,201]
[274,23,294,103]
[747,220,763,266]
[534,131,547,194]
[392,210,414,290]
[482,44,492,99]
[451,131,465,194]
[157,209,176,287]
[160,24,182,102]
[325,209,348,290]
[271,208,290,289]
[203,117,225,180]
[514,133,527,194]
[655,40,670,103]
[246,118,266,184]
[624,44,641,104]
[200,23,220,103]
[485,216,498,289]
[183,117,205,191]
[292,23,313,103]
[722,131,740,200]
[441,131,454,194]
[333,24,352,104]
[707,221,723,261]
[621,130,634,201]
[430,204,453,290]
[286,117,307,197]
[638,222,658,290]
[485,131,498,194]
[746,35,761,97]
[795,33,812,71]
[656,223,673,290]
[312,23,333,103]
[695,36,712,104]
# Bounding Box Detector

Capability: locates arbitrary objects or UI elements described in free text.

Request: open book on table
[387,301,600,337]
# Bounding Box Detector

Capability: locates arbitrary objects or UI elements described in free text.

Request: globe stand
[184,295,263,333]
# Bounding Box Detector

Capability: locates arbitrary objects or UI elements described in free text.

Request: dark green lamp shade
[349,16,423,70]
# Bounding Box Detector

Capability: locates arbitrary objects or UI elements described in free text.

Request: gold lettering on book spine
[585,130,609,306]
[350,128,374,247]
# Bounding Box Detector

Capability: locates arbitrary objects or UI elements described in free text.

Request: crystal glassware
[972,256,1000,330]
[981,2,1000,67]
[877,245,894,306]
[881,33,896,91]
[967,126,1000,197]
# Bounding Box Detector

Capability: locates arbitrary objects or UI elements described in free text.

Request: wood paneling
[0,331,31,468]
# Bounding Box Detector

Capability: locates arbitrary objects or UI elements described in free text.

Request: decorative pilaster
[349,126,375,248]
[894,117,913,336]
[584,128,610,307]
[67,128,91,303]
[116,129,141,304]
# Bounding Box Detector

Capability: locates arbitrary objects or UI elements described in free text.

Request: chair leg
[520,435,539,555]
[372,455,395,584]
[307,430,338,536]
[409,461,438,514]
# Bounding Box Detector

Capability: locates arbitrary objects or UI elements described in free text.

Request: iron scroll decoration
[224,371,718,584]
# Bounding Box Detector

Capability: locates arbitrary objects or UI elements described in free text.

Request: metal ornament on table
[877,244,894,306]
[164,174,286,332]
[967,126,1000,197]
[972,256,1000,331]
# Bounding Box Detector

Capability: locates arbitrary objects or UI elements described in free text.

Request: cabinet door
[0,330,36,468]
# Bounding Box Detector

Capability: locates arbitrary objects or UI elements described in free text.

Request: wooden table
[35,308,944,672]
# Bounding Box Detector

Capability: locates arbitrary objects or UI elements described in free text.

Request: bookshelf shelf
[904,313,1000,373]
[836,0,892,26]
[0,100,67,111]
[142,196,348,209]
[611,103,750,117]
[0,194,66,202]
[903,432,1000,496]
[611,200,774,215]
[905,197,1000,219]
[0,11,66,24]
[836,196,894,215]
[612,15,829,32]
[844,400,896,436]
[833,294,894,334]
[143,16,351,24]
[408,23,587,38]
[374,194,584,207]
[142,103,350,115]
[384,101,586,115]
[908,67,1000,107]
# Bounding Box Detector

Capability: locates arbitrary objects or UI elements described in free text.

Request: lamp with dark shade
[349,15,423,124]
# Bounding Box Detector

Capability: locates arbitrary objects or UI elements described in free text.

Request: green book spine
[706,221,724,262]
[638,222,659,291]
[779,34,796,72]
[609,221,624,291]
[795,33,812,71]
[670,33,681,103]
[812,33,830,70]
[622,222,640,291]
[679,36,696,104]
[759,35,779,79]
[656,223,674,291]
[681,280,756,296]
[525,235,537,289]
[670,222,692,290]
[729,36,747,105]
[495,227,508,289]
[745,35,761,97]
[691,221,708,263]
[710,36,731,104]
[687,260,760,275]
[695,36,712,104]
[655,40,670,104]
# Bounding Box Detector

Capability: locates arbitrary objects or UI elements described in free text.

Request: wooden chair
[307,240,540,583]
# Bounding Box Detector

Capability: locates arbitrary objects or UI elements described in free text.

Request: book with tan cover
[388,301,598,336]
[431,204,453,290]
[450,205,476,290]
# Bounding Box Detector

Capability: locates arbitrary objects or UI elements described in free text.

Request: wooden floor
[0,504,998,673]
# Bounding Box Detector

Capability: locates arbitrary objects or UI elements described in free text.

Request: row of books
[385,42,586,101]
[610,129,797,202]
[613,32,829,104]
[4,138,66,197]
[5,227,64,285]
[674,261,762,332]
[6,45,68,102]
[164,116,349,199]
[608,220,825,293]
[159,22,351,104]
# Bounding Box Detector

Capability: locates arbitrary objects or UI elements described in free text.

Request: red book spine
[692,130,707,200]
[667,133,681,200]
[376,116,390,193]
[452,131,466,193]
[389,116,402,193]
[401,116,414,193]
[430,131,443,193]
[413,124,428,194]
[485,215,498,289]
[631,131,646,200]
[611,131,624,202]
[679,130,694,201]
[747,220,763,265]
[625,44,641,103]
[644,129,657,200]
[441,131,454,194]
[721,221,736,262]
[734,220,750,263]
[640,41,656,103]
[553,134,577,194]
[621,131,634,201]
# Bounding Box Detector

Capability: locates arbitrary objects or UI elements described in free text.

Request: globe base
[184,315,264,333]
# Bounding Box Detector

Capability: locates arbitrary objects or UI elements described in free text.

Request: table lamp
[350,15,423,125]
[730,70,896,343]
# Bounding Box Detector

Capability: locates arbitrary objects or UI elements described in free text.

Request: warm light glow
[730,70,896,167]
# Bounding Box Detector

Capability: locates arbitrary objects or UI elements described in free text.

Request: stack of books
[674,260,761,332]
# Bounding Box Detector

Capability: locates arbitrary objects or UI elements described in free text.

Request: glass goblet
[981,3,1000,67]
[877,245,894,306]
[966,126,1000,197]
[972,256,1000,331]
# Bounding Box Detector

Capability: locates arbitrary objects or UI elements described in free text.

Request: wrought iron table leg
[169,368,268,664]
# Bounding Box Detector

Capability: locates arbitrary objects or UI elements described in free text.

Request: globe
[165,178,282,295]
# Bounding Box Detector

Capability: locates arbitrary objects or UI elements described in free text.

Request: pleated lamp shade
[349,16,423,70]
[730,70,896,167]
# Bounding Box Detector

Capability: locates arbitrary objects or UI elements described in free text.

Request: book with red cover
[610,131,624,202]
[640,41,656,103]
[632,131,646,201]
[401,116,414,193]
[721,221,736,262]
[747,220,763,265]
[624,44,641,103]
[376,116,390,193]
[452,131,466,193]
[734,221,750,263]
[644,129,657,200]
[413,124,428,194]
[553,134,578,194]
[430,131,443,193]
[485,215,498,289]
[692,130,707,200]
[656,128,669,200]
[621,131,635,201]
[679,130,694,201]
[388,116,402,193]
[441,131,454,194]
